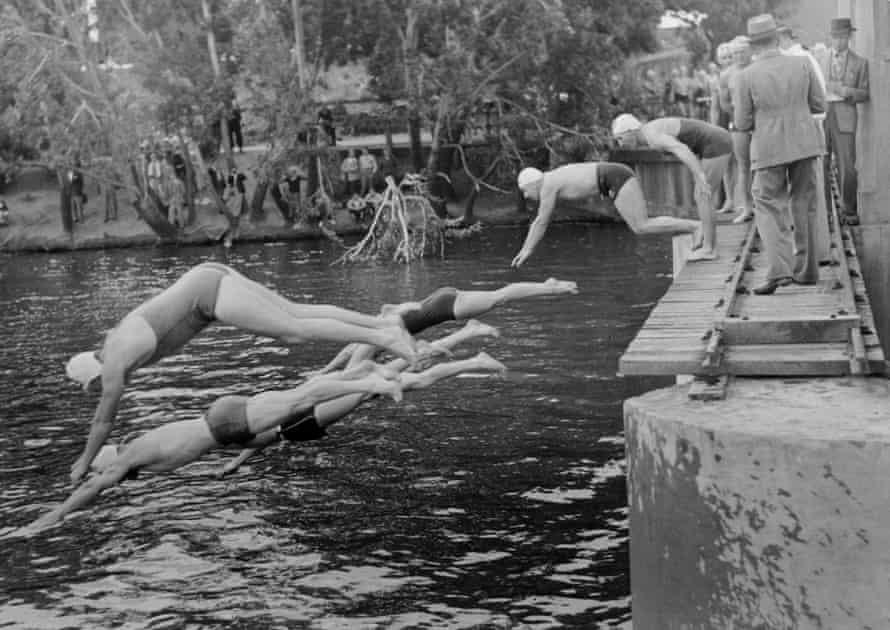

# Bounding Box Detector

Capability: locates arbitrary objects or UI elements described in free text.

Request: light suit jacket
[820,48,869,133]
[734,50,825,170]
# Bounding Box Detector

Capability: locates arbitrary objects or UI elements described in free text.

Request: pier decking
[619,213,885,379]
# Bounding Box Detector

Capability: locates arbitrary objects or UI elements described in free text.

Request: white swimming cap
[611,113,642,137]
[517,167,544,190]
[66,351,102,388]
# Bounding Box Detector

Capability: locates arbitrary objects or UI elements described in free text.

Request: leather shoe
[752,277,792,295]
[843,215,860,226]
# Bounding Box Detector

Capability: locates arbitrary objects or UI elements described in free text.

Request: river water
[0,224,672,630]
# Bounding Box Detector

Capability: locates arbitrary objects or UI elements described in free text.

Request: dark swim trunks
[133,263,231,364]
[597,163,635,199]
[399,287,459,335]
[676,119,733,159]
[205,395,256,446]
[279,409,327,442]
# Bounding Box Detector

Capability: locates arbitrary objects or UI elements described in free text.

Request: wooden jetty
[619,205,885,383]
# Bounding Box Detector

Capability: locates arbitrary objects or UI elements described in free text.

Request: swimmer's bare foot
[687,247,717,262]
[365,374,403,402]
[472,352,508,374]
[418,340,452,359]
[717,204,734,214]
[545,278,579,295]
[463,319,500,338]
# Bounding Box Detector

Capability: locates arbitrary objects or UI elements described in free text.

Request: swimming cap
[611,113,642,137]
[66,351,102,388]
[517,167,544,190]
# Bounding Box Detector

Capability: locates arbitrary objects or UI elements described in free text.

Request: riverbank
[0,172,621,254]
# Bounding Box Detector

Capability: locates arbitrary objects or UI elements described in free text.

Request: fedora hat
[747,14,778,42]
[830,17,856,34]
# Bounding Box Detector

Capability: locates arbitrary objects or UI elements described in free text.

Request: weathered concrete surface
[625,377,890,630]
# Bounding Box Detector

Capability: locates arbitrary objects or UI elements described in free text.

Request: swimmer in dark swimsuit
[218,319,506,477]
[64,262,419,484]
[14,365,406,535]
[305,278,578,377]
[611,114,734,261]
[511,162,702,268]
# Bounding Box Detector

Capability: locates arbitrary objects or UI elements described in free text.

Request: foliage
[664,0,799,52]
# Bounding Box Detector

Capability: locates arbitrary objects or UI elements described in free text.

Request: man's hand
[511,249,531,268]
[70,456,89,485]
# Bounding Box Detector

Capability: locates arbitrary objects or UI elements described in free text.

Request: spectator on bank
[147,151,164,198]
[229,104,244,153]
[378,146,400,189]
[670,66,692,116]
[68,160,87,223]
[318,106,336,146]
[642,68,664,118]
[340,149,360,197]
[359,148,378,195]
[280,165,305,223]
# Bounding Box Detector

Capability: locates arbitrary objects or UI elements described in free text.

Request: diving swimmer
[510,162,703,268]
[219,319,505,476]
[14,365,406,535]
[64,262,418,484]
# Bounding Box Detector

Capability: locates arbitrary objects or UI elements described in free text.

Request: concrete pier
[625,377,890,629]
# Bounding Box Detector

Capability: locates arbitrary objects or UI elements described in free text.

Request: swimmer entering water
[511,162,703,268]
[64,262,418,484]
[219,319,505,477]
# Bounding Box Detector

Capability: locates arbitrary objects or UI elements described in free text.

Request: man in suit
[821,17,869,223]
[734,14,826,295]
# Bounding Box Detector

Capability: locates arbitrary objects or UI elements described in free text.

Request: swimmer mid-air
[511,162,703,268]
[306,278,579,376]
[14,365,406,536]
[64,262,419,484]
[16,339,507,536]
[219,319,504,476]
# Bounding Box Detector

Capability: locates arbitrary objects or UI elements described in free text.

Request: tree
[664,0,800,54]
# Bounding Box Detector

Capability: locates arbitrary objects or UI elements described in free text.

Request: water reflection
[0,224,671,628]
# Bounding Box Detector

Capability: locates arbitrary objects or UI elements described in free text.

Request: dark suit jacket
[820,48,869,133]
[734,50,825,170]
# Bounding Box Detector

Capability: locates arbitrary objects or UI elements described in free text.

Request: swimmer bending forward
[511,162,702,268]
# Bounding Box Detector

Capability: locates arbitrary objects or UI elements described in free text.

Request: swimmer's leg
[452,281,579,320]
[690,153,730,259]
[614,177,701,238]
[215,277,417,363]
[399,352,507,390]
[224,267,397,329]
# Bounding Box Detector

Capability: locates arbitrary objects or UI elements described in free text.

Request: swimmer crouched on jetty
[64,262,419,484]
[511,162,703,268]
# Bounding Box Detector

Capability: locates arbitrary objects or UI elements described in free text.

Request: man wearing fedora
[734,14,825,295]
[821,17,869,224]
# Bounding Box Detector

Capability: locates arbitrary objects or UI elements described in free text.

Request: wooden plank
[721,314,861,344]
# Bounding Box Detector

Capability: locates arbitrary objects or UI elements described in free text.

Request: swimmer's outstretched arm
[300,343,359,377]
[25,465,131,533]
[512,184,558,268]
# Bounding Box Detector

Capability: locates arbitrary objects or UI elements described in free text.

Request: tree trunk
[463,184,478,224]
[269,183,291,221]
[202,0,235,172]
[250,177,268,222]
[408,109,423,173]
[59,171,73,233]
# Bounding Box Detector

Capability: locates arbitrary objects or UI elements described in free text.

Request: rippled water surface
[0,224,672,629]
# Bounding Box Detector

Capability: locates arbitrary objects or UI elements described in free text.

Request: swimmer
[14,365,406,535]
[611,114,734,261]
[305,278,578,377]
[219,319,505,476]
[510,162,702,268]
[64,262,419,484]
